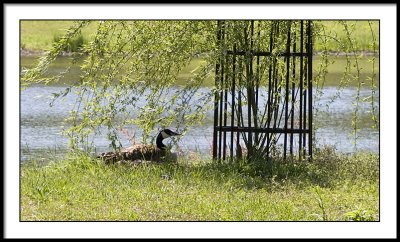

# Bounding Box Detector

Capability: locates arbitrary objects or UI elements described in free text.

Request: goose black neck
[156,133,166,150]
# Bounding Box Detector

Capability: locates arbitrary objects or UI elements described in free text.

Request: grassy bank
[20,20,379,53]
[20,21,98,51]
[21,149,379,221]
[313,21,379,53]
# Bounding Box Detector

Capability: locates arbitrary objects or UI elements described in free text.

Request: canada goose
[98,129,181,164]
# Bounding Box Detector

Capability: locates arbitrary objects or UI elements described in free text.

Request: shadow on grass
[110,146,378,191]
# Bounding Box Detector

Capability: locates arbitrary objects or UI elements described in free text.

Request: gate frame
[212,20,313,162]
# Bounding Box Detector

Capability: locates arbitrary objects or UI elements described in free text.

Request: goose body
[98,129,180,164]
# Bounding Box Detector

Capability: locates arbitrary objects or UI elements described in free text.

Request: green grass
[20,148,379,221]
[20,20,98,51]
[314,21,379,53]
[20,20,379,53]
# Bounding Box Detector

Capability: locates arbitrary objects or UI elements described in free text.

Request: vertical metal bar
[218,23,225,161]
[245,22,253,158]
[213,20,222,160]
[218,69,223,161]
[231,45,236,162]
[284,22,291,159]
[256,21,261,124]
[307,20,313,160]
[250,20,259,152]
[272,71,280,146]
[266,21,275,160]
[299,20,304,159]
[303,57,307,157]
[223,51,229,161]
[237,55,242,159]
[271,22,281,154]
[290,23,297,156]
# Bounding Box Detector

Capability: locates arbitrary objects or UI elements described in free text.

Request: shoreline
[20,48,379,58]
[20,48,75,57]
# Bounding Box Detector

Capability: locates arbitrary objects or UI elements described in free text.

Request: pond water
[20,56,380,162]
[21,85,379,162]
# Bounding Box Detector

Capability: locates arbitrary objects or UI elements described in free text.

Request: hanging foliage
[21,20,379,154]
[22,20,218,152]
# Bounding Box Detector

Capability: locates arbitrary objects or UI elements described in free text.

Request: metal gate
[212,20,313,162]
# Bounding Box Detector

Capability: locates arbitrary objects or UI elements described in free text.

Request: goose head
[156,129,181,150]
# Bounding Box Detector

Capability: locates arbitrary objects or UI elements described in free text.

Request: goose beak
[170,131,181,136]
[161,129,182,139]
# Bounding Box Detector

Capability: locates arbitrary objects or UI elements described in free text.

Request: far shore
[20,48,380,58]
